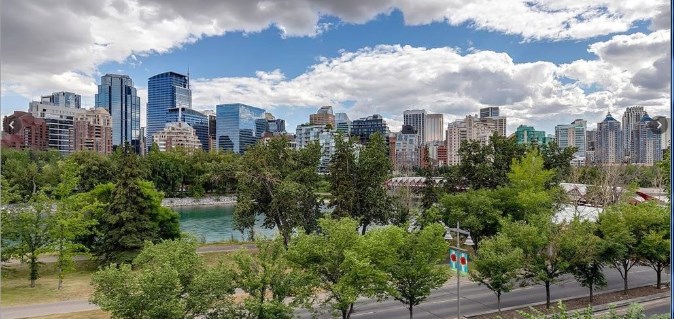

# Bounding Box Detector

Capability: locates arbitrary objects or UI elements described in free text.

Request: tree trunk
[361,221,369,235]
[545,281,551,309]
[29,254,38,288]
[57,266,63,290]
[589,284,593,303]
[409,304,414,319]
[497,293,501,313]
[656,269,662,289]
[623,275,628,295]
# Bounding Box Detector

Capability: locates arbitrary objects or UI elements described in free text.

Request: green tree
[233,240,312,319]
[67,151,115,192]
[559,218,608,302]
[597,201,641,295]
[50,201,96,289]
[1,193,54,287]
[455,133,525,190]
[368,224,450,319]
[91,237,236,319]
[630,201,669,289]
[420,149,438,211]
[470,234,524,313]
[540,142,576,184]
[286,218,388,319]
[440,189,501,249]
[502,214,569,309]
[236,137,322,246]
[93,143,180,264]
[329,134,358,217]
[657,149,670,198]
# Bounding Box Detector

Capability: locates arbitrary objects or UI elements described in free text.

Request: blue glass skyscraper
[146,71,196,148]
[95,74,141,151]
[216,104,265,153]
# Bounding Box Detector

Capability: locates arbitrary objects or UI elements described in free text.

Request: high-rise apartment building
[586,129,597,164]
[309,106,336,127]
[394,126,421,172]
[216,103,266,153]
[146,72,195,148]
[622,106,646,161]
[631,113,662,165]
[95,74,141,151]
[41,91,81,108]
[403,109,426,144]
[478,107,506,136]
[425,114,444,143]
[1,111,48,150]
[152,122,202,152]
[555,119,587,158]
[351,114,390,144]
[71,108,113,154]
[29,101,86,154]
[446,115,500,165]
[335,112,351,134]
[596,113,622,164]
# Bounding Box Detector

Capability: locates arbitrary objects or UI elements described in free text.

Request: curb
[465,283,671,318]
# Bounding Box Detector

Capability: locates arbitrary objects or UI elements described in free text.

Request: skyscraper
[446,115,500,165]
[41,91,81,108]
[95,74,141,151]
[622,106,646,161]
[425,114,444,143]
[71,108,113,155]
[596,113,622,164]
[555,119,587,158]
[216,103,266,153]
[146,72,195,148]
[632,113,662,164]
[403,109,426,144]
[515,125,548,144]
[478,107,506,136]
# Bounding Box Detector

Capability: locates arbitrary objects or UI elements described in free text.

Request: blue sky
[2,1,670,135]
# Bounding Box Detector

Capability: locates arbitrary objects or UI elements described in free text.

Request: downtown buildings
[95,74,141,152]
[216,103,266,154]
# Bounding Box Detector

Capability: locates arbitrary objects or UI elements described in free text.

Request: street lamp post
[444,221,474,319]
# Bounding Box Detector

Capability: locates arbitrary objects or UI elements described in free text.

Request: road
[1,266,667,319]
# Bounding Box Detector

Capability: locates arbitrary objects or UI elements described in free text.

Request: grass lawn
[26,310,110,319]
[2,261,97,307]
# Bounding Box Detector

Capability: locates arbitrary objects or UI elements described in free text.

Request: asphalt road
[0,266,668,319]
[295,266,668,319]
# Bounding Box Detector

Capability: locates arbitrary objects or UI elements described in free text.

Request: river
[175,204,277,243]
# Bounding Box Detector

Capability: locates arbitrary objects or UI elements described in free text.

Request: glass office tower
[146,72,192,148]
[95,74,141,151]
[216,103,265,153]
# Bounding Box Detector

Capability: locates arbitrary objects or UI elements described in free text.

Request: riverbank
[161,195,237,207]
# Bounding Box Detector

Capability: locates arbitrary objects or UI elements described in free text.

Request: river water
[175,205,277,243]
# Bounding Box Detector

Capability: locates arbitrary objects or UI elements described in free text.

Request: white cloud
[1,0,669,101]
[187,31,669,133]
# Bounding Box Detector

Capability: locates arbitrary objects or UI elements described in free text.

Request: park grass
[26,310,110,319]
[2,261,97,307]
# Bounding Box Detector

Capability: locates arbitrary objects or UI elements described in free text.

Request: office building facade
[351,114,390,144]
[310,106,336,127]
[216,103,266,153]
[146,72,192,148]
[480,107,499,118]
[41,91,81,108]
[425,114,444,143]
[515,125,547,144]
[152,122,202,152]
[95,74,141,151]
[403,109,426,144]
[555,119,587,158]
[446,115,500,165]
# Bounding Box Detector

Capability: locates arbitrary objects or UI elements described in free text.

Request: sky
[1,0,671,135]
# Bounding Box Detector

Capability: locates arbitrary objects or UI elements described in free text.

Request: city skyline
[1,1,670,135]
